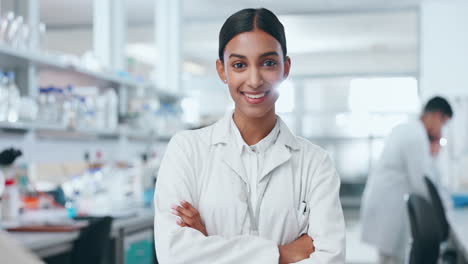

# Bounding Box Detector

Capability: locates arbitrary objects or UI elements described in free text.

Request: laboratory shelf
[0,121,167,141]
[0,121,65,132]
[0,44,182,101]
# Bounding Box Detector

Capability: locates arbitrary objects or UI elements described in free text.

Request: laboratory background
[0,0,467,264]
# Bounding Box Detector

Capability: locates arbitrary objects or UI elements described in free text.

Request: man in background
[360,96,453,264]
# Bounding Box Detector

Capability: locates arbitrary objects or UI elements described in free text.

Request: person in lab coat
[360,96,453,264]
[154,8,346,264]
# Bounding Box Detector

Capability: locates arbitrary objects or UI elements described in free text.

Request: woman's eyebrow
[229,53,246,59]
[229,51,279,60]
[260,51,279,57]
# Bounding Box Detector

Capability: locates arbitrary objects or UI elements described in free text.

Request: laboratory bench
[8,208,156,264]
[440,188,468,264]
[447,207,468,264]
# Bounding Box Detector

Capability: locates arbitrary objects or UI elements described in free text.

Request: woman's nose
[247,67,264,89]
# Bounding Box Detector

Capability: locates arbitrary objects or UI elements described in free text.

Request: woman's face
[216,29,291,119]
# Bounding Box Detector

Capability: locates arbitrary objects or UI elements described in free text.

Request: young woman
[154,8,345,264]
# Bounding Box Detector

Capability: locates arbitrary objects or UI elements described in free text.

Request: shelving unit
[0,42,182,142]
[0,44,181,102]
[0,121,172,142]
[0,0,183,175]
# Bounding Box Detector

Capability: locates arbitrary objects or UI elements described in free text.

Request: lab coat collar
[211,110,300,151]
[212,111,300,184]
[230,116,280,155]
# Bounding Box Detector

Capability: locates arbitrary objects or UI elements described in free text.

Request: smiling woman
[216,8,289,125]
[154,8,346,264]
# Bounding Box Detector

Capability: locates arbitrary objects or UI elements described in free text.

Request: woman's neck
[233,109,277,146]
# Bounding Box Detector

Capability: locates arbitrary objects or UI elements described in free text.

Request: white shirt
[154,111,346,264]
[230,116,280,215]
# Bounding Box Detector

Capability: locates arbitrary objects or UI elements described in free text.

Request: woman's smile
[240,90,271,104]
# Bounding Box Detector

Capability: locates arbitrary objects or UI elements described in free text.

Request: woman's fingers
[173,210,192,227]
[171,201,201,227]
[176,217,188,227]
[179,214,196,226]
[171,201,208,236]
[172,205,194,218]
[181,201,200,217]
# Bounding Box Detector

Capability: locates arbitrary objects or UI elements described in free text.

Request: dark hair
[423,96,453,118]
[218,8,287,62]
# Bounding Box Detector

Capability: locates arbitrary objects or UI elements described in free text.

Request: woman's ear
[216,59,227,83]
[283,56,291,79]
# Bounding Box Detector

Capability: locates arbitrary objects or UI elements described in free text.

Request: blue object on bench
[451,194,468,208]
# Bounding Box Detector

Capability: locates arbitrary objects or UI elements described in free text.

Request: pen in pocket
[299,201,307,214]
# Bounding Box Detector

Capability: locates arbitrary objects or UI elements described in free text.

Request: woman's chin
[237,106,274,120]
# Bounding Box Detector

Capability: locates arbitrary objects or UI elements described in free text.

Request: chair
[424,176,449,240]
[424,176,457,263]
[406,194,442,264]
[71,216,113,264]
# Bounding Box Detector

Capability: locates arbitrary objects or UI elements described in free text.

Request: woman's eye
[263,60,277,67]
[232,62,246,69]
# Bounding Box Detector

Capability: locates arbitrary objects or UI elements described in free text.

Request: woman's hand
[278,234,315,264]
[171,200,208,236]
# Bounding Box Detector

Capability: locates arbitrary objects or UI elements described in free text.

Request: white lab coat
[0,230,44,264]
[154,112,346,264]
[361,119,432,258]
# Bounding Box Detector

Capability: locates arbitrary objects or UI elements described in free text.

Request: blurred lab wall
[419,0,468,189]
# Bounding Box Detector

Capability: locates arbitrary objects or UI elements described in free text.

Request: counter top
[111,208,154,237]
[11,232,80,258]
[8,208,154,258]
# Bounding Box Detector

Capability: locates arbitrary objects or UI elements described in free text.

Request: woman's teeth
[242,91,269,99]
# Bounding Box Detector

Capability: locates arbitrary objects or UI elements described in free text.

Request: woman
[154,8,345,264]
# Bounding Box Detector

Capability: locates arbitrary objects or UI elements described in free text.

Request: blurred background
[0,0,467,263]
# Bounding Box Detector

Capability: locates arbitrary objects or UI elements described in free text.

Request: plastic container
[106,89,118,131]
[6,72,20,123]
[0,71,8,122]
[0,13,15,43]
[37,87,48,122]
[38,23,47,50]
[0,170,4,196]
[0,170,4,220]
[95,93,107,130]
[1,178,20,221]
[54,88,65,123]
[6,15,22,45]
[61,85,75,127]
[46,87,59,123]
[65,198,77,218]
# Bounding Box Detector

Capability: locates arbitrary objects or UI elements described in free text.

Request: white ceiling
[37,0,419,76]
[36,0,421,26]
[183,11,418,56]
[183,10,419,76]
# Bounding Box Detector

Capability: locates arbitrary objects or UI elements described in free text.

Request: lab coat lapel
[221,143,248,184]
[259,144,291,182]
[259,118,299,182]
[210,111,248,184]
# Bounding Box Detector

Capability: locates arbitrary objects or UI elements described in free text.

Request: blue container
[451,193,468,208]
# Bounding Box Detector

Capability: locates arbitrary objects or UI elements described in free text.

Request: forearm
[278,234,315,264]
[155,210,279,264]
